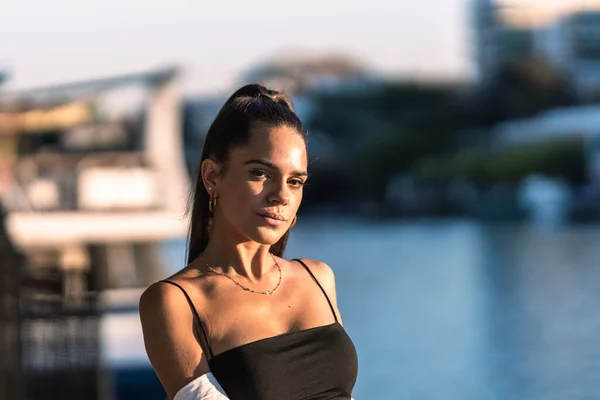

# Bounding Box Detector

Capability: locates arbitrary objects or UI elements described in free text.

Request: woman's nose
[267,182,290,205]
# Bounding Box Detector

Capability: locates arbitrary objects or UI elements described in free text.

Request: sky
[0,0,596,96]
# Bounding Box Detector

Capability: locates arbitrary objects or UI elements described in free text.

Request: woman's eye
[250,169,268,179]
[289,179,305,188]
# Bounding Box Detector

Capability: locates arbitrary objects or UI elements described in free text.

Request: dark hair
[186,84,307,265]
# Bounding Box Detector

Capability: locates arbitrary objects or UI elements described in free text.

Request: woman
[139,84,358,400]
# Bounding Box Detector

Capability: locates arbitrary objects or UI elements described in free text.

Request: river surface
[156,217,600,400]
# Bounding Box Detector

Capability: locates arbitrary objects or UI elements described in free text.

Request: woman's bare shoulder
[293,258,342,323]
[139,279,188,317]
[293,258,336,287]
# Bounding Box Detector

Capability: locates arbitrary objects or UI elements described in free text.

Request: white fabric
[173,373,229,400]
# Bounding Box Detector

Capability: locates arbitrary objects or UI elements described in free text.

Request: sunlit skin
[139,123,344,399]
[201,123,308,280]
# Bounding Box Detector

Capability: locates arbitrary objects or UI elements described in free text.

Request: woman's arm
[139,281,212,399]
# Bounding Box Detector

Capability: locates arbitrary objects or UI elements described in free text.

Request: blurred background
[2,0,600,399]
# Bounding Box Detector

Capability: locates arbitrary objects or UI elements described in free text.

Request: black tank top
[161,259,358,400]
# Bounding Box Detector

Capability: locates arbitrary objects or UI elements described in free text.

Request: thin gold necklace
[199,253,282,296]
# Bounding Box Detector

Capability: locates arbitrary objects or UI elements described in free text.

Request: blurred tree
[298,60,581,207]
[306,82,471,200]
[414,138,586,186]
[470,57,577,126]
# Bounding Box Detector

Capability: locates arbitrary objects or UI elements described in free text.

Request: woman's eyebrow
[244,159,308,177]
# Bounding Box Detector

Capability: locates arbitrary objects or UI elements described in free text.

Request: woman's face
[211,124,308,245]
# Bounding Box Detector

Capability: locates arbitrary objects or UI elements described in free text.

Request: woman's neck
[199,231,275,283]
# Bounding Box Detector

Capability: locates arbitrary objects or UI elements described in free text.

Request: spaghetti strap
[292,259,338,323]
[159,280,214,359]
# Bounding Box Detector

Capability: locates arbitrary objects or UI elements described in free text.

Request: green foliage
[414,138,586,185]
[307,82,472,199]
[304,73,582,203]
[308,83,467,143]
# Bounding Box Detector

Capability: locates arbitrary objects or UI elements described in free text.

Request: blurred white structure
[0,67,189,250]
[0,67,190,299]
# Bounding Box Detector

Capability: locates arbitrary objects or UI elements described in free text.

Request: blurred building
[470,0,535,82]
[242,52,380,95]
[535,11,600,101]
[471,1,600,100]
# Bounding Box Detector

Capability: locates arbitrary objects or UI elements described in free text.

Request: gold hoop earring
[209,195,217,213]
[290,215,297,227]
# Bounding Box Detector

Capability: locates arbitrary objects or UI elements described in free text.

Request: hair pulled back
[186,84,307,265]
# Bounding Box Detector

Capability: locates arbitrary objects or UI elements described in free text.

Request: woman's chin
[248,225,287,245]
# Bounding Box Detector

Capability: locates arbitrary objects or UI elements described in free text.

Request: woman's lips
[257,212,286,226]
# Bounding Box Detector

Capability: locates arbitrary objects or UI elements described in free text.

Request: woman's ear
[201,159,222,195]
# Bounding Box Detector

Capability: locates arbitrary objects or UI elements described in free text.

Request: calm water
[159,217,600,400]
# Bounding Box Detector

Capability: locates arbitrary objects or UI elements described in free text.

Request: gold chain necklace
[199,253,282,296]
